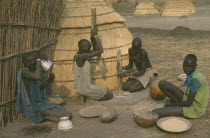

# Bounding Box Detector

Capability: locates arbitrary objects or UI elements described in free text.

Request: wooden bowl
[150,81,166,100]
[133,110,159,128]
[99,109,118,123]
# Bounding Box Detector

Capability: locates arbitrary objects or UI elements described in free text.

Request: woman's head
[23,53,37,70]
[183,54,197,75]
[78,39,91,52]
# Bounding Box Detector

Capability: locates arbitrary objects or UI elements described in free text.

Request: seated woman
[153,54,209,119]
[16,53,71,123]
[118,37,158,92]
[73,27,113,103]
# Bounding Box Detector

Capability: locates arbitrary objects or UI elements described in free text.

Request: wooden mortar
[99,109,118,123]
[133,110,159,128]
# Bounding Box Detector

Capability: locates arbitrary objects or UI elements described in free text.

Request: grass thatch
[51,0,133,97]
[104,0,115,9]
[134,0,160,15]
[54,23,132,60]
[161,0,196,16]
[61,0,125,28]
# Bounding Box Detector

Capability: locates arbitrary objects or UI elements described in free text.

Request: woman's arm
[79,27,103,60]
[22,60,42,80]
[122,48,133,70]
[39,74,55,89]
[166,78,200,107]
[131,70,145,76]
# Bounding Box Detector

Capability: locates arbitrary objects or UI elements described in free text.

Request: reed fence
[0,0,65,127]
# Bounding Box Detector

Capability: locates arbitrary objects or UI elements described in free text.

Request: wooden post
[116,50,125,98]
[0,28,2,127]
[91,7,105,76]
[91,8,97,30]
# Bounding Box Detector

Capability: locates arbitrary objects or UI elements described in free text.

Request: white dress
[73,57,107,100]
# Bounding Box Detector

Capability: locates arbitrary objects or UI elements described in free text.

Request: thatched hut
[134,0,159,15]
[52,0,133,97]
[104,0,115,9]
[161,0,196,16]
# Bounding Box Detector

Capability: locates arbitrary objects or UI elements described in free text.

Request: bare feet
[99,91,113,101]
[80,95,86,104]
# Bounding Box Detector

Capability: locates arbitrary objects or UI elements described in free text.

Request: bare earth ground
[1,2,210,138]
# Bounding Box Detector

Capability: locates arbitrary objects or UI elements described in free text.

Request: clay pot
[99,109,117,123]
[58,117,73,131]
[150,81,166,100]
[133,110,159,128]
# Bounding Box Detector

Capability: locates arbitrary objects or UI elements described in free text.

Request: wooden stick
[0,22,3,127]
[0,98,16,107]
[91,7,106,76]
[91,7,97,30]
[116,50,124,98]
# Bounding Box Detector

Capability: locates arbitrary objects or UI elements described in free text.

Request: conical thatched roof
[61,0,125,28]
[52,0,133,97]
[104,0,114,9]
[134,0,159,15]
[161,0,195,16]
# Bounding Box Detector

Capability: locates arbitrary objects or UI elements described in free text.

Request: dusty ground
[1,1,210,138]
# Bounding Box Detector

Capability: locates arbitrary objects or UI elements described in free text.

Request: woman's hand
[122,66,126,70]
[91,27,98,37]
[37,53,48,61]
[48,74,55,83]
[118,72,129,78]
